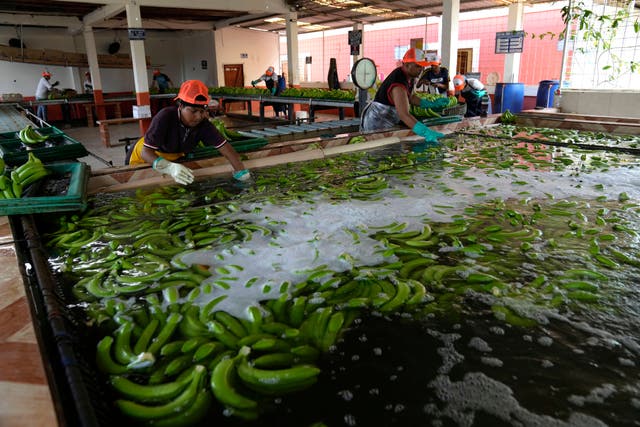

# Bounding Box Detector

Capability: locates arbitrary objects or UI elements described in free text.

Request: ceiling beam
[0,12,82,30]
[83,3,126,26]
[95,18,217,30]
[212,12,283,31]
[58,0,291,14]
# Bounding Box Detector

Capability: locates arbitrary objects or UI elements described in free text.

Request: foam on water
[177,157,640,320]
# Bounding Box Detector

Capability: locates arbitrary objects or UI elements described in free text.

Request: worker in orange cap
[126,80,250,184]
[417,57,450,95]
[34,70,59,122]
[453,74,488,117]
[360,48,449,143]
[251,66,278,95]
[152,68,173,94]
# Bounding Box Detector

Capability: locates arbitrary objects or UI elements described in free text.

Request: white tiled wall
[560,90,640,118]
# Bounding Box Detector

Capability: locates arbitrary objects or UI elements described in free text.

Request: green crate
[0,162,90,215]
[421,116,463,126]
[185,137,269,160]
[0,129,88,166]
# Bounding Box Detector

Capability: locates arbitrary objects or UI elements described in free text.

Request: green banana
[110,366,196,403]
[116,364,206,420]
[210,355,258,410]
[236,347,320,395]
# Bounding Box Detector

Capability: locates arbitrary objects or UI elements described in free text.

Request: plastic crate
[0,162,90,215]
[441,103,467,117]
[0,128,88,166]
[185,137,269,160]
[421,115,463,126]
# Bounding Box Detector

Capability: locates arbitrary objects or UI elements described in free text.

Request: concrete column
[285,11,299,87]
[83,26,105,121]
[504,0,525,83]
[125,0,151,133]
[441,0,460,91]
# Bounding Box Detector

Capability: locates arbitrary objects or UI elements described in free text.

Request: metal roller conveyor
[0,104,36,133]
[237,118,361,140]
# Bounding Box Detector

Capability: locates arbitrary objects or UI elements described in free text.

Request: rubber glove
[233,169,252,182]
[412,122,444,144]
[271,87,277,95]
[152,157,194,185]
[251,80,259,87]
[419,97,449,111]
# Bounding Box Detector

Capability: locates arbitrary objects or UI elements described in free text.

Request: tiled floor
[0,216,57,427]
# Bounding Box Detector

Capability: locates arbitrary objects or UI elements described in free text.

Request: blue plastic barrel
[494,83,524,114]
[535,80,559,108]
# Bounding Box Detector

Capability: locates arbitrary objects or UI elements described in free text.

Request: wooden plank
[0,45,150,69]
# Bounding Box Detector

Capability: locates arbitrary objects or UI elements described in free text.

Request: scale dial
[351,58,377,90]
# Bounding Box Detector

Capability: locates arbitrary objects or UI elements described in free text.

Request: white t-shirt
[465,78,485,92]
[35,77,53,100]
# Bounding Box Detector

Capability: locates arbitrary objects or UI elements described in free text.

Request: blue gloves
[251,80,259,87]
[233,169,252,182]
[270,87,277,95]
[419,97,450,111]
[412,122,444,144]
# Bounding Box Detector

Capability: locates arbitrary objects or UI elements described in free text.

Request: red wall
[285,7,566,87]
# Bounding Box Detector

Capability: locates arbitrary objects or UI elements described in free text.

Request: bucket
[295,111,309,124]
[493,83,524,114]
[535,80,560,109]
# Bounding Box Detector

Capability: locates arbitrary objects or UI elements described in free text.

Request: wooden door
[223,64,244,111]
[223,64,244,86]
[456,49,473,75]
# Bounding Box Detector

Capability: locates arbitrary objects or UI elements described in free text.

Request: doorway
[456,49,473,75]
[223,64,245,111]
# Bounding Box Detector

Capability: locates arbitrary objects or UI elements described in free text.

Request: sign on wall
[495,31,524,54]
[128,28,146,41]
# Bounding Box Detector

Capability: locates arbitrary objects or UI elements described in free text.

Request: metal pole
[558,0,573,89]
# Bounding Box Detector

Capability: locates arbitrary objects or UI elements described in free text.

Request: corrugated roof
[0,0,559,34]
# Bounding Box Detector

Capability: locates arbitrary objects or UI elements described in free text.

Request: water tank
[535,80,560,109]
[494,83,524,113]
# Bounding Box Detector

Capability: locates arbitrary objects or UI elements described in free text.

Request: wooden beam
[0,45,149,69]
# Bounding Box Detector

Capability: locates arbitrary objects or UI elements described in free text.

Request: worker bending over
[251,66,278,95]
[126,80,251,185]
[360,48,449,143]
[453,74,489,118]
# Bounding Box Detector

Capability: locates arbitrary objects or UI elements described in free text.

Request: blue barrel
[535,80,559,108]
[494,83,524,113]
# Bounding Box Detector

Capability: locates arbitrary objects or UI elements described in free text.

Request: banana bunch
[210,118,244,142]
[500,109,516,124]
[17,125,49,145]
[411,94,458,118]
[0,152,49,199]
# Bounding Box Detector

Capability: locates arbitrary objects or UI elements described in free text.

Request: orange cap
[42,71,51,77]
[265,66,275,76]
[453,74,466,92]
[174,80,210,106]
[402,48,429,67]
